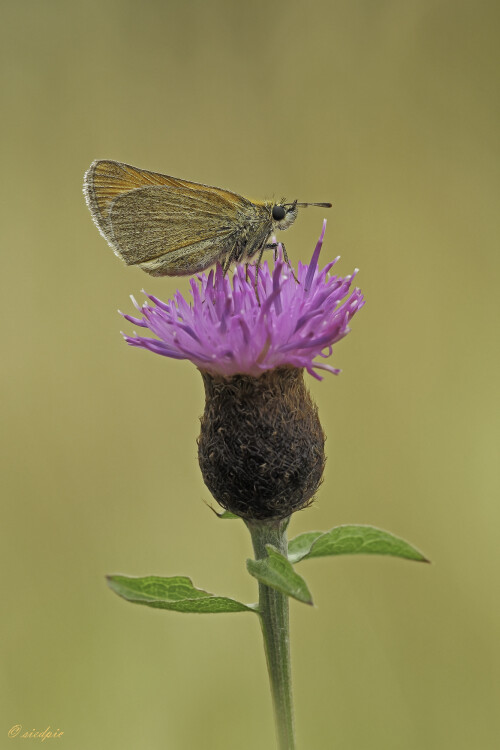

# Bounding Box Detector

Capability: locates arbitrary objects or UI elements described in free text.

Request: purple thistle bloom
[122,221,364,381]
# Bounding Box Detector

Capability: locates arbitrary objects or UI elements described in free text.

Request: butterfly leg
[253,245,267,305]
[222,244,240,276]
[264,242,299,283]
[264,242,279,261]
[279,243,299,283]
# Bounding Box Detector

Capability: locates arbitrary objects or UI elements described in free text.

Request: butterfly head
[271,200,299,231]
[270,199,332,233]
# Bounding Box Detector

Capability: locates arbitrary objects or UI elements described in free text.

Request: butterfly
[83,159,331,280]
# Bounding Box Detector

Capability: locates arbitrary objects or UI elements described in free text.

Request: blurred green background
[1,1,499,748]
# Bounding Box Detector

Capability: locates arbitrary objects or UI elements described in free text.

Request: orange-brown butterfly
[83,160,331,278]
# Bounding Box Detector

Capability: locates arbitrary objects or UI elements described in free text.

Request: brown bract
[198,367,325,521]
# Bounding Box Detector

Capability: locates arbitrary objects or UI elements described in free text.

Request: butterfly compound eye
[272,205,286,221]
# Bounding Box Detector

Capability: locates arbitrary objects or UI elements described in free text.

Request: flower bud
[198,367,325,521]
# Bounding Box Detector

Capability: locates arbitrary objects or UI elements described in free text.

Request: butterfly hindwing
[109,185,239,270]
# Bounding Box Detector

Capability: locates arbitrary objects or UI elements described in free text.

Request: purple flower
[122,221,364,380]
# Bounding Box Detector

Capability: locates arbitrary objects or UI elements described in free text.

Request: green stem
[246,517,296,750]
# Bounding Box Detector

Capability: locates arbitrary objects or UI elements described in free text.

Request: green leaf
[106,575,257,613]
[289,525,429,563]
[247,546,313,605]
[287,531,324,563]
[217,510,240,520]
[204,500,240,519]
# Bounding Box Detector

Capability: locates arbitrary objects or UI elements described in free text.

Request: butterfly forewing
[84,160,252,236]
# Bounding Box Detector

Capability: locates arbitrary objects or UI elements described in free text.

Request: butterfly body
[83,160,331,277]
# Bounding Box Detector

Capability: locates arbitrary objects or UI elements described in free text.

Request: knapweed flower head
[122,221,364,380]
[122,221,364,520]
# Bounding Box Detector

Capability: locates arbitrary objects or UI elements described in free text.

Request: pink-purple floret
[122,221,364,380]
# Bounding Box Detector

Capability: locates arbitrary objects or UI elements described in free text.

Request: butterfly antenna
[296,202,332,208]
